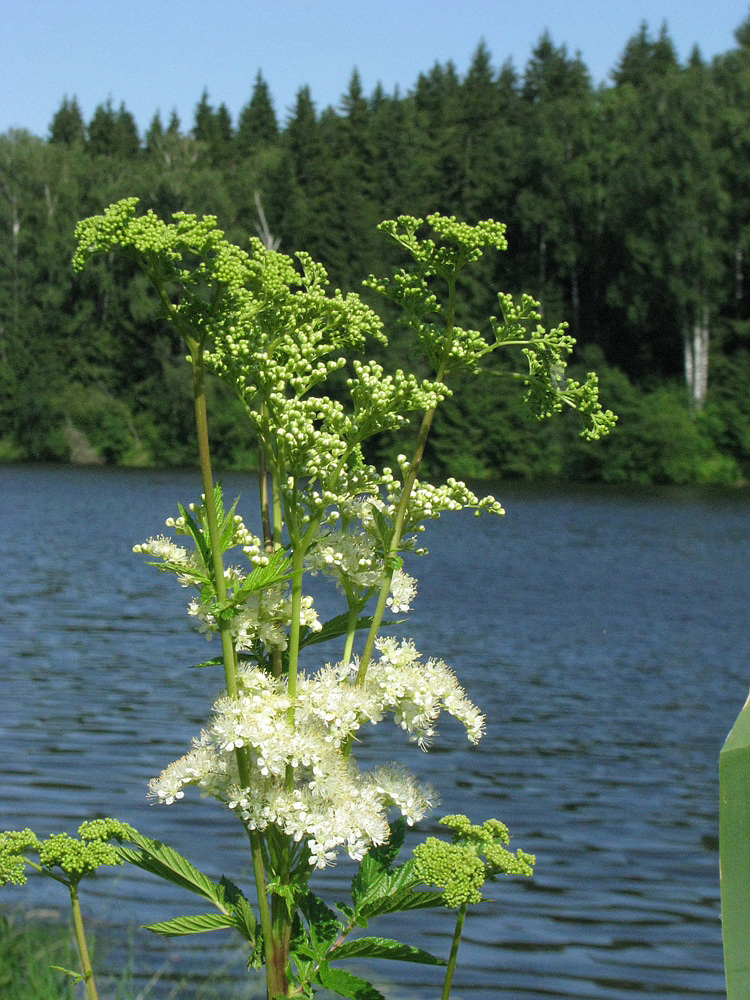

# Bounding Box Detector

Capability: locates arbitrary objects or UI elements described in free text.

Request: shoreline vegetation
[0,908,246,1000]
[1,362,745,487]
[4,17,750,486]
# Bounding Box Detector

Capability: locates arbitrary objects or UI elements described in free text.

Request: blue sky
[2,0,749,137]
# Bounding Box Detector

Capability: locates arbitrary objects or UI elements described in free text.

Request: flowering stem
[441,902,468,1000]
[187,338,280,997]
[355,281,456,688]
[356,387,451,687]
[286,546,305,713]
[342,597,359,666]
[355,401,437,686]
[68,882,99,1000]
[259,451,274,550]
[188,339,240,699]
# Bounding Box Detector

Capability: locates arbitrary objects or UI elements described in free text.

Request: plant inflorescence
[4,201,613,1000]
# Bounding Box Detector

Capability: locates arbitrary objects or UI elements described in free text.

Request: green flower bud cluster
[0,830,40,885]
[366,214,510,376]
[203,235,384,417]
[489,296,617,440]
[73,199,384,382]
[345,361,449,442]
[413,814,535,907]
[413,837,486,906]
[366,215,615,438]
[73,199,251,308]
[0,819,136,887]
[376,214,508,278]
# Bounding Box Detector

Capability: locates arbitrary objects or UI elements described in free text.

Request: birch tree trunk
[683,306,709,410]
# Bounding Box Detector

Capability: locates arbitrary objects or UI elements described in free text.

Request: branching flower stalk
[69,202,614,1000]
[413,815,536,999]
[168,317,285,995]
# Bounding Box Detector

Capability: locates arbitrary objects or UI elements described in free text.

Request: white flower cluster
[306,528,418,613]
[132,536,204,587]
[133,535,188,563]
[148,640,484,867]
[134,506,269,590]
[386,571,418,613]
[188,586,322,651]
[365,638,486,748]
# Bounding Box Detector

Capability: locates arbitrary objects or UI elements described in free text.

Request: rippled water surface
[2,464,746,998]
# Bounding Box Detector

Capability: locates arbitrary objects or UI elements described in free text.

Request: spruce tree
[517,33,597,333]
[49,97,86,145]
[87,100,139,157]
[236,72,278,158]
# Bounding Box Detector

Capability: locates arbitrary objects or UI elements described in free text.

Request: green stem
[259,437,284,680]
[342,598,360,666]
[189,339,239,700]
[354,398,440,686]
[249,829,286,999]
[441,902,467,1000]
[259,444,274,550]
[286,547,305,699]
[269,888,292,998]
[272,465,284,547]
[68,883,98,1000]
[188,339,279,996]
[355,282,455,689]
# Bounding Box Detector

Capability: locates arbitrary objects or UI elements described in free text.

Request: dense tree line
[3,17,750,483]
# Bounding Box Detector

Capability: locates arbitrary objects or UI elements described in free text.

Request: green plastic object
[720,690,750,998]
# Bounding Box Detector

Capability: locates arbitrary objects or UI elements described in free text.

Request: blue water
[1,465,746,998]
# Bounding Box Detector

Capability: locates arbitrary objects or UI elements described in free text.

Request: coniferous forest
[4,18,750,483]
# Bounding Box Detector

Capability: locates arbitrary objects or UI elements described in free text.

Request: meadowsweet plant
[4,201,613,999]
[0,820,136,1000]
[413,815,535,999]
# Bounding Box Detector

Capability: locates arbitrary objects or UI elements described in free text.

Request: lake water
[1,464,746,998]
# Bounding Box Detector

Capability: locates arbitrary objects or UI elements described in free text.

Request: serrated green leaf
[299,613,400,651]
[329,935,445,966]
[316,963,386,1000]
[190,652,256,669]
[49,966,84,983]
[219,492,240,550]
[236,549,292,599]
[299,890,342,954]
[381,859,418,897]
[178,502,209,565]
[354,859,444,919]
[248,925,264,969]
[145,912,236,936]
[368,819,406,869]
[351,819,406,908]
[217,876,257,943]
[386,889,445,913]
[117,834,223,906]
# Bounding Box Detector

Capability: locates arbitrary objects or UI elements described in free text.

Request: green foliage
[6,21,750,477]
[347,821,445,925]
[0,915,77,1000]
[236,72,278,157]
[116,830,258,949]
[316,965,386,1000]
